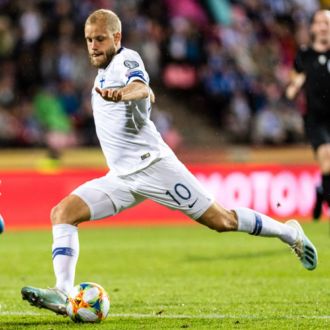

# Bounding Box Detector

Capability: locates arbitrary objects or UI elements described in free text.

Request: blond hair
[85,9,122,34]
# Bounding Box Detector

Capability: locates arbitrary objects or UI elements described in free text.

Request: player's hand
[95,87,123,102]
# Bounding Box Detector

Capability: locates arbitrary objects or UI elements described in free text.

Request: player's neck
[100,45,123,70]
[312,40,329,52]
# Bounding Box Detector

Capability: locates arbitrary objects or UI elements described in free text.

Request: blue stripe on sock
[251,213,263,236]
[52,247,75,259]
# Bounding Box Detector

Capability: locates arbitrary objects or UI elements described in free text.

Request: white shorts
[72,156,214,220]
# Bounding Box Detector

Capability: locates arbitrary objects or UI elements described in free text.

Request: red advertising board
[0,164,320,229]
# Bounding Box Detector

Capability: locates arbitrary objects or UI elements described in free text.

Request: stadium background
[0,0,329,228]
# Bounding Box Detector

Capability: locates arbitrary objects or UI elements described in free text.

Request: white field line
[1,311,330,320]
[112,313,330,320]
[0,311,44,316]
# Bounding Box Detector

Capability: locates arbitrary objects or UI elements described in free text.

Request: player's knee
[50,204,73,225]
[50,205,63,225]
[50,195,91,226]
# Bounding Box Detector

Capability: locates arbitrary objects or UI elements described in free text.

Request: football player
[22,9,318,315]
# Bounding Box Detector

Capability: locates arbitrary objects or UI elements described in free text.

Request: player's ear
[150,88,156,103]
[113,32,121,47]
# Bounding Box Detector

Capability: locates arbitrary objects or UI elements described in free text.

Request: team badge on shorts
[141,152,150,160]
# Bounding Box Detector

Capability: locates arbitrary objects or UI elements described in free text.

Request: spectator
[0,0,321,148]
[151,106,183,150]
[33,88,76,161]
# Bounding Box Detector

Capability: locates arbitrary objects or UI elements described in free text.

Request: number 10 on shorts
[165,183,193,206]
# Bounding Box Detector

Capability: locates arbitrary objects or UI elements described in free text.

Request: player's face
[311,11,330,44]
[85,23,121,68]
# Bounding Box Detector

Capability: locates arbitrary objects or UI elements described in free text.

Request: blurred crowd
[0,0,327,154]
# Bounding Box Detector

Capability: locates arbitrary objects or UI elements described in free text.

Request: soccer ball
[66,282,110,323]
[0,214,4,234]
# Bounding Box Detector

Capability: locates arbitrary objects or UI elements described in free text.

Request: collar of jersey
[98,46,125,73]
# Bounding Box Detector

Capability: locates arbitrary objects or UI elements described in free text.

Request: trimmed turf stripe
[1,311,330,319]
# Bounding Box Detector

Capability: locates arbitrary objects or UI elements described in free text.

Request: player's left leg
[134,155,317,271]
[197,203,295,243]
[197,203,317,270]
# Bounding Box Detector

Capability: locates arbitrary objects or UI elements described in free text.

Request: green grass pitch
[0,222,329,329]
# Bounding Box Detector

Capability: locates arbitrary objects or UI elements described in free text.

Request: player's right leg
[22,174,143,315]
[22,194,90,315]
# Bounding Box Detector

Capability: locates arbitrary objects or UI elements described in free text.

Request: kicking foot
[286,220,318,271]
[21,286,67,315]
[312,187,323,221]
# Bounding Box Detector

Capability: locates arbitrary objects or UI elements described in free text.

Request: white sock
[52,224,79,294]
[234,207,297,245]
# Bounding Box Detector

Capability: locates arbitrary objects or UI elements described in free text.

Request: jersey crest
[99,76,106,88]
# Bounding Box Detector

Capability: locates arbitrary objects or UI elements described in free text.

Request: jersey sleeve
[122,51,150,86]
[293,47,306,73]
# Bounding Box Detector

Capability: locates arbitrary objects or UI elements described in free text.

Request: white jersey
[91,47,173,176]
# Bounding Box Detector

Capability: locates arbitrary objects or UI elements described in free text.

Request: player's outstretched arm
[95,81,149,102]
[285,70,306,100]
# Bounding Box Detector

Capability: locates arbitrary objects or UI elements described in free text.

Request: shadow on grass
[184,249,287,262]
[0,319,100,330]
[0,320,69,330]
